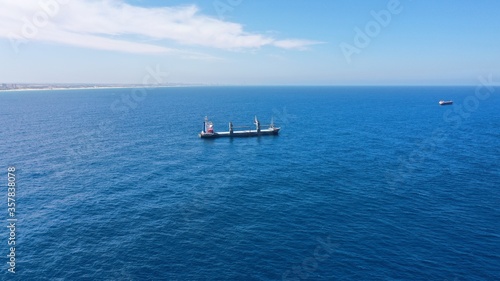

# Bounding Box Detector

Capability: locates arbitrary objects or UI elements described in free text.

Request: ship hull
[439,101,453,105]
[199,128,280,138]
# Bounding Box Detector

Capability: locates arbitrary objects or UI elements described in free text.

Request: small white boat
[439,100,453,105]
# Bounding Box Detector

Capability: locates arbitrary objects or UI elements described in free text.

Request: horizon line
[1,83,498,88]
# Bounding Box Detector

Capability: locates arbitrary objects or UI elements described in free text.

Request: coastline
[1,84,495,93]
[0,85,196,93]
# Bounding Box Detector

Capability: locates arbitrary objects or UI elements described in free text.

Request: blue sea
[1,86,499,280]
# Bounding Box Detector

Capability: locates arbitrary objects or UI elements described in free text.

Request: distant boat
[439,100,453,105]
[199,116,280,138]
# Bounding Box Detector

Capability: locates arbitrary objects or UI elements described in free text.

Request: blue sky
[1,0,499,85]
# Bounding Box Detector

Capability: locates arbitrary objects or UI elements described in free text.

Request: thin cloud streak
[1,0,322,55]
[273,39,323,50]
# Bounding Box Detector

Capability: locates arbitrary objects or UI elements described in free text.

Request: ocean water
[1,86,499,280]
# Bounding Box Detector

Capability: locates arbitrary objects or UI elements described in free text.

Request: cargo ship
[199,116,280,138]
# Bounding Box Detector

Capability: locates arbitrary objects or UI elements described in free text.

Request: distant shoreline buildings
[2,83,18,90]
[0,83,201,91]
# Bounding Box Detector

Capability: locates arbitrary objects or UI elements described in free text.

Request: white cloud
[273,39,323,50]
[0,0,322,56]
